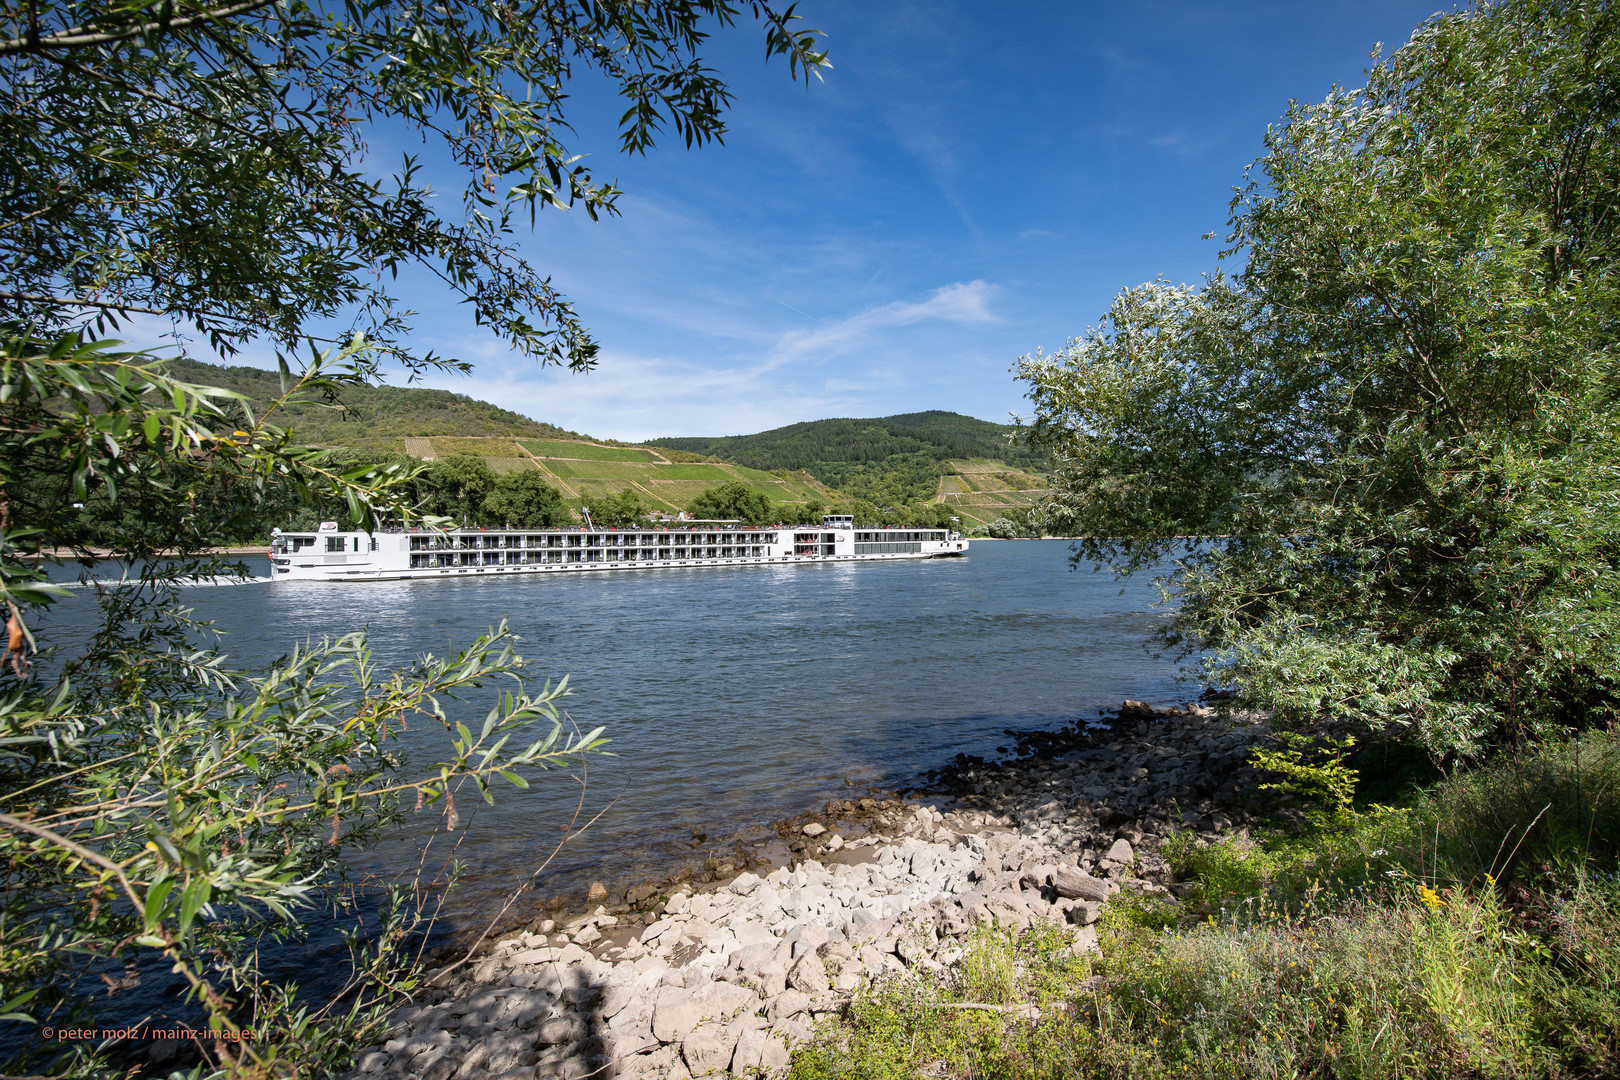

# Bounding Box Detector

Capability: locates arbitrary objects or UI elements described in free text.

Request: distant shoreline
[30,546,271,560]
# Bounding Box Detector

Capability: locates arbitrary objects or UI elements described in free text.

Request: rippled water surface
[45,540,1189,923]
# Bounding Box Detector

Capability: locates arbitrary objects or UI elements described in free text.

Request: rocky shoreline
[349,700,1271,1080]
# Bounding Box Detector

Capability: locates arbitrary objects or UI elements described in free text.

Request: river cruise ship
[268,516,967,582]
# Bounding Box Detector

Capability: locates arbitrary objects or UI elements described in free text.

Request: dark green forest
[655,411,1040,473]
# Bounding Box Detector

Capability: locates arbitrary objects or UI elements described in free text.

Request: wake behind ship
[268,515,968,582]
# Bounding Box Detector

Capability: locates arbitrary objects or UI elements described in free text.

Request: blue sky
[209,0,1458,442]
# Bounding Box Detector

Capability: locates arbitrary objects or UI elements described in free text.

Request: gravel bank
[349,701,1270,1080]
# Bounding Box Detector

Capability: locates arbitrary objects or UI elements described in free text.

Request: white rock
[732,1027,789,1073]
[680,1024,735,1075]
[771,1017,815,1046]
[692,980,759,1020]
[787,954,829,996]
[652,987,701,1043]
[765,988,812,1023]
[757,962,788,998]
[1069,924,1101,955]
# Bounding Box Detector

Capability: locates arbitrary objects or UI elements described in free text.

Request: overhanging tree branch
[0,0,281,58]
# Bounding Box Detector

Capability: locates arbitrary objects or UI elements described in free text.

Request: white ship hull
[269,517,967,583]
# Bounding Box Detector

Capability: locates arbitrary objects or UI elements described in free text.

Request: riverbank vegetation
[792,731,1620,1079]
[1018,0,1620,766]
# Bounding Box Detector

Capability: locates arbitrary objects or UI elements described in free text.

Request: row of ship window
[408,532,781,551]
[408,547,770,567]
[853,531,947,543]
[853,542,923,555]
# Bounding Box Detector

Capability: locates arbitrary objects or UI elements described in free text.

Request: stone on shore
[345,699,1265,1080]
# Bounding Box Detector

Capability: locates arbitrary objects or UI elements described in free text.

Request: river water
[43,539,1189,934]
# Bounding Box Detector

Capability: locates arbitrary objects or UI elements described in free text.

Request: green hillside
[651,412,1051,530]
[162,361,1047,528]
[653,410,1041,471]
[518,439,657,462]
[403,436,830,517]
[936,459,1051,529]
[160,358,584,451]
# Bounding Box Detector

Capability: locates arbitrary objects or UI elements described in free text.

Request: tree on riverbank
[0,2,827,1074]
[1018,0,1620,761]
[487,470,572,528]
[687,480,778,523]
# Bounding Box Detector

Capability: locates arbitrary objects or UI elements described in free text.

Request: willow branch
[0,810,145,911]
[0,0,280,58]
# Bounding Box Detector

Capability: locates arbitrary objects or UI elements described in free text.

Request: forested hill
[162,358,586,450]
[654,411,1040,471]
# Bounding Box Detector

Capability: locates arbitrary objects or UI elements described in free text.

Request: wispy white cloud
[765,280,1000,368]
[461,350,859,441]
[423,279,1005,439]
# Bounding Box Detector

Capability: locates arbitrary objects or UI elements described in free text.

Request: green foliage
[1413,729,1620,886]
[0,338,419,560]
[1162,807,1415,914]
[1071,885,1596,1080]
[484,470,569,528]
[412,455,497,526]
[1017,0,1620,760]
[985,513,1042,539]
[585,487,648,526]
[1251,734,1361,829]
[1165,730,1620,907]
[810,450,949,507]
[788,924,1090,1080]
[1,1,827,376]
[0,339,610,1075]
[1073,837,1620,1080]
[795,737,1620,1080]
[890,502,962,529]
[686,480,778,523]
